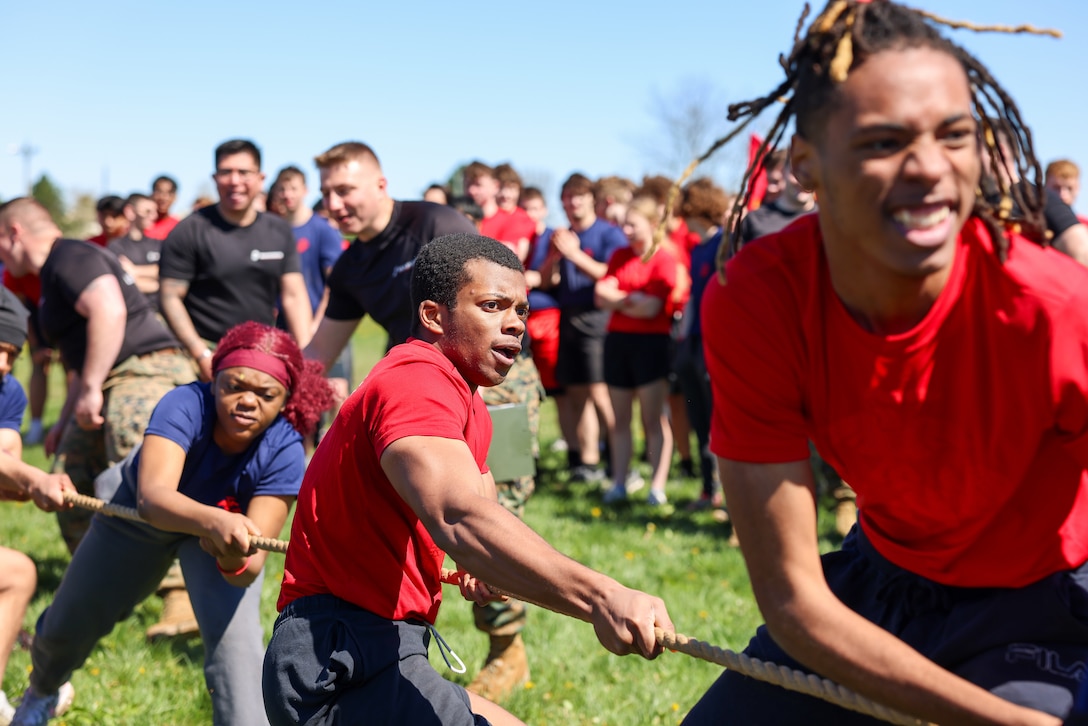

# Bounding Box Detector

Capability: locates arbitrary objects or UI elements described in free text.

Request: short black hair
[95,195,127,216]
[411,233,522,312]
[215,139,262,169]
[152,175,177,192]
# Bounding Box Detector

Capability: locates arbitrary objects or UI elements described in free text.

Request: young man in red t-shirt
[264,233,673,726]
[685,2,1087,725]
[463,161,535,264]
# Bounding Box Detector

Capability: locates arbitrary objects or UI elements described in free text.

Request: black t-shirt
[325,200,476,347]
[159,205,300,342]
[109,234,163,312]
[737,202,814,248]
[1043,187,1080,238]
[39,238,178,371]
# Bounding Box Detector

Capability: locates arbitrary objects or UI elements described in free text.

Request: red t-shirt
[703,214,1088,588]
[145,215,180,241]
[602,246,678,335]
[2,270,41,306]
[278,340,492,622]
[480,208,535,257]
[85,233,110,248]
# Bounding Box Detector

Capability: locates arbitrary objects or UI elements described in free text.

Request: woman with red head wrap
[12,322,332,725]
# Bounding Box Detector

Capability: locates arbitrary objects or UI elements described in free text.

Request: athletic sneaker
[10,682,73,726]
[647,488,668,506]
[22,420,43,447]
[0,690,15,726]
[602,483,627,504]
[569,464,605,483]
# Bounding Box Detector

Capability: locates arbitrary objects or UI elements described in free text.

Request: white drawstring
[426,623,466,674]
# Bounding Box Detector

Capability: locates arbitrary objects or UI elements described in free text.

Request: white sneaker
[625,471,645,495]
[647,489,668,506]
[0,690,15,726]
[10,682,73,726]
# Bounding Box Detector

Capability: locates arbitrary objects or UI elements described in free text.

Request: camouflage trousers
[55,349,196,554]
[474,353,543,635]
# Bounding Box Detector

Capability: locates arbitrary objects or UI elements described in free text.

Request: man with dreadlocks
[684,2,1086,724]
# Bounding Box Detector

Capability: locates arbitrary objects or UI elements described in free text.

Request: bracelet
[216,556,250,577]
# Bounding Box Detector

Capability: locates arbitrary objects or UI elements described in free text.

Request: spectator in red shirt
[145,175,181,241]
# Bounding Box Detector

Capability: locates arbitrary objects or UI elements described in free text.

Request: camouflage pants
[55,349,196,554]
[474,354,543,635]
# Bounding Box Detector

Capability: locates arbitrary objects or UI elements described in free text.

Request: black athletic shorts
[604,331,672,389]
[555,307,608,386]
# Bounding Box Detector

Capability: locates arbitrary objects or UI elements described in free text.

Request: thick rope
[63,491,926,723]
[61,490,289,554]
[439,569,929,725]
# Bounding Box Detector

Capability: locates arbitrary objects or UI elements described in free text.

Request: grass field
[0,319,846,725]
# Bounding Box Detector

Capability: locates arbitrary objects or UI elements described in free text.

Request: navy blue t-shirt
[0,375,27,432]
[556,219,628,309]
[527,227,559,312]
[113,382,304,512]
[291,215,345,313]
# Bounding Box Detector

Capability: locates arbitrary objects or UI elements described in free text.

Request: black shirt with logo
[40,238,178,371]
[109,233,164,312]
[159,205,300,342]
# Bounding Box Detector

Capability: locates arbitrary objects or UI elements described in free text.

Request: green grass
[0,319,844,725]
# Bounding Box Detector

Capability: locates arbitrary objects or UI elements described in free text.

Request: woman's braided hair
[651,0,1060,269]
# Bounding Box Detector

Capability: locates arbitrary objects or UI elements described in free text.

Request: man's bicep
[381,436,488,526]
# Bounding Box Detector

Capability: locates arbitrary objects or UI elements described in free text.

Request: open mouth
[890,203,955,248]
[492,344,521,366]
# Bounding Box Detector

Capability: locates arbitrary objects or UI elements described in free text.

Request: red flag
[747,133,768,211]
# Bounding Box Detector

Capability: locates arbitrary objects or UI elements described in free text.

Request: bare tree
[635,75,753,191]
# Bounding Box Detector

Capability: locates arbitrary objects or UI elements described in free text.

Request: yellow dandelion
[624,551,636,560]
[524,681,535,690]
[591,507,602,518]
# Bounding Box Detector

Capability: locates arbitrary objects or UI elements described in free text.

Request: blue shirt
[687,231,723,338]
[0,375,27,431]
[556,219,628,309]
[113,382,304,512]
[527,228,559,312]
[292,215,345,313]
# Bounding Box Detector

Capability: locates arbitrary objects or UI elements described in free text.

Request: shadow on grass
[31,555,71,602]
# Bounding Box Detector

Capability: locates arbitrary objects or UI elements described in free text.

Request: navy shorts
[683,526,1088,724]
[263,594,491,726]
[604,332,671,389]
[556,308,608,386]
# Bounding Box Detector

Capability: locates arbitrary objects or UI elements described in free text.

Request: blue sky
[1,1,1083,215]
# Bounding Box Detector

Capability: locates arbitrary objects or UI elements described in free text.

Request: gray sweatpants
[29,512,268,726]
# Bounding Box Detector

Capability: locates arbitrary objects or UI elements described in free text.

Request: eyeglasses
[213,168,260,181]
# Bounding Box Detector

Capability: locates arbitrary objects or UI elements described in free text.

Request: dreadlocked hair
[649,0,1059,272]
[212,321,334,437]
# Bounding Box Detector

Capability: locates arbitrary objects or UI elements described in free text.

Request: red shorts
[526,307,561,392]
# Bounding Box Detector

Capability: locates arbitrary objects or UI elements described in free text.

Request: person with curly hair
[11,322,332,726]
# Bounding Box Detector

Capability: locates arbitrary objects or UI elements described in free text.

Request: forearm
[431,494,625,624]
[132,264,160,294]
[566,249,608,280]
[160,284,206,358]
[282,292,313,347]
[137,487,225,540]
